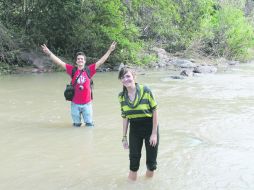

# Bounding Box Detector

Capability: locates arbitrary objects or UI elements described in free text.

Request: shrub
[198,5,254,60]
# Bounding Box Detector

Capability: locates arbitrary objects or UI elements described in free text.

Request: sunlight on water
[1,63,254,189]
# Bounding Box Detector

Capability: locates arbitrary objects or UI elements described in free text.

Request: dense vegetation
[0,0,254,73]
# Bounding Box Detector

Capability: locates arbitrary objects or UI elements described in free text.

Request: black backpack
[72,66,94,99]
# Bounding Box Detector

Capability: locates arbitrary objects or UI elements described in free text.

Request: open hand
[41,44,51,56]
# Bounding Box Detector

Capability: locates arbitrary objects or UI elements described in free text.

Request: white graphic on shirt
[77,75,86,84]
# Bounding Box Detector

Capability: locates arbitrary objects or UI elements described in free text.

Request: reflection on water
[1,63,254,190]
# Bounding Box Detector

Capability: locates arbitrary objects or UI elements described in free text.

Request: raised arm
[95,41,117,70]
[41,44,66,70]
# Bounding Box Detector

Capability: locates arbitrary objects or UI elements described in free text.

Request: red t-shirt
[66,63,96,104]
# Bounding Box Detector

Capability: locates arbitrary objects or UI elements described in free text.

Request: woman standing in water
[118,67,159,181]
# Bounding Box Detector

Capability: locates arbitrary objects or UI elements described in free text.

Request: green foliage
[127,0,218,53]
[0,62,14,75]
[1,0,254,70]
[72,0,142,64]
[0,0,143,65]
[198,5,254,60]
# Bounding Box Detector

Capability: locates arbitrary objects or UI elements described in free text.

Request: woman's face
[121,71,135,88]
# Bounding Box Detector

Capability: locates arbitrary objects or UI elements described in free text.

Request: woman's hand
[149,133,157,147]
[122,136,129,149]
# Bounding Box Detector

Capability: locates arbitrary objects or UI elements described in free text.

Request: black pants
[129,117,159,172]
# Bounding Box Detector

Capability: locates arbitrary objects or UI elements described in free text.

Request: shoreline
[1,51,253,76]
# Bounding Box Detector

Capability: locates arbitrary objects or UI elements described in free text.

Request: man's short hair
[76,52,86,60]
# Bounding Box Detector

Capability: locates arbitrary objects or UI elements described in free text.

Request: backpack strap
[72,66,91,79]
[84,66,94,99]
[71,67,78,79]
[71,69,84,86]
[84,66,91,79]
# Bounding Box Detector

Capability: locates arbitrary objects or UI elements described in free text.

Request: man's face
[76,55,86,67]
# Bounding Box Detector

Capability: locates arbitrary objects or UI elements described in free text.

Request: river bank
[0,47,251,76]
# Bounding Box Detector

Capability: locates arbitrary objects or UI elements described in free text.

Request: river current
[0,63,254,190]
